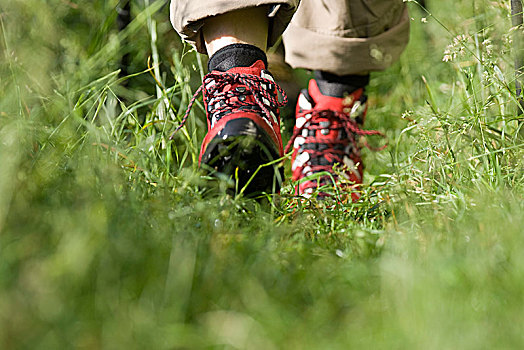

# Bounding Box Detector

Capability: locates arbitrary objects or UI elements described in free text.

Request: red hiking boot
[173,60,287,196]
[285,79,383,201]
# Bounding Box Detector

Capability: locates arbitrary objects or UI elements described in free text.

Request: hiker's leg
[169,1,299,195]
[284,0,409,199]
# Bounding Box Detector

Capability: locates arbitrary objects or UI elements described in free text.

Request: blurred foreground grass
[1,0,523,348]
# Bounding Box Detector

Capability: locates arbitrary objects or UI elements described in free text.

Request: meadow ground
[1,0,523,348]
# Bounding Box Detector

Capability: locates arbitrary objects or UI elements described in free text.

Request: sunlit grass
[1,0,523,348]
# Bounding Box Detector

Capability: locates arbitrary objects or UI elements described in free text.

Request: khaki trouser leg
[170,0,409,74]
[169,1,299,55]
[283,0,410,75]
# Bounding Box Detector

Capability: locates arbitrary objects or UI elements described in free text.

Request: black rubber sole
[201,118,284,197]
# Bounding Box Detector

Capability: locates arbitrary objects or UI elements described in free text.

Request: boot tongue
[218,60,267,76]
[308,79,361,113]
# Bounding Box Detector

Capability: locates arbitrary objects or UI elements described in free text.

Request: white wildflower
[482,39,493,57]
[442,34,471,62]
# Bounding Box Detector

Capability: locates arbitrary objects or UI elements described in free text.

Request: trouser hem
[282,8,410,75]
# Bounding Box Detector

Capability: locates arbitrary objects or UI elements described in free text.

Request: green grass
[1,0,523,348]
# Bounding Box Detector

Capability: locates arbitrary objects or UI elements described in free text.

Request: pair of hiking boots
[177,59,381,200]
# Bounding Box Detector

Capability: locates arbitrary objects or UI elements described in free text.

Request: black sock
[208,44,268,72]
[314,71,370,97]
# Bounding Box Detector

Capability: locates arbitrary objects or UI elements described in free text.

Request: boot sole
[200,118,284,197]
